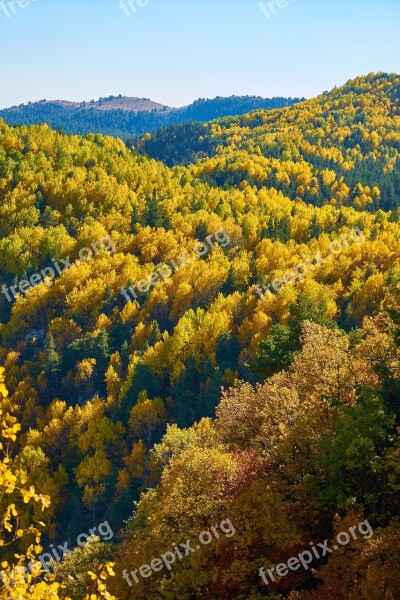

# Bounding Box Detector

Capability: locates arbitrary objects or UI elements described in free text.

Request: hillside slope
[140,73,400,212]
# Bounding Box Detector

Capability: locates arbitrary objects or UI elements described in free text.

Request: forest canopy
[0,72,399,599]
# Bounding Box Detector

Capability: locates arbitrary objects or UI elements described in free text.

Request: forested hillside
[140,73,400,212]
[0,95,302,140]
[0,73,399,599]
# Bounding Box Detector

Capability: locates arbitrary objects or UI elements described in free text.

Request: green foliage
[313,395,398,511]
[253,294,337,375]
[51,537,115,600]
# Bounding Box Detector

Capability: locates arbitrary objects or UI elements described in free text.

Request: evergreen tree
[43,333,61,392]
[308,213,322,239]
[143,194,165,228]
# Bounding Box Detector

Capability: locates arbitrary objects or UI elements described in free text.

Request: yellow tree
[0,367,116,600]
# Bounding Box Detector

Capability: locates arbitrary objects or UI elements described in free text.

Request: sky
[0,0,399,109]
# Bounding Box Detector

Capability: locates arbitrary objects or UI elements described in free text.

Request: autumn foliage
[0,73,399,598]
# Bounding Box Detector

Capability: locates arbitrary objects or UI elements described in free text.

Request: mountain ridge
[0,94,304,139]
[22,96,169,112]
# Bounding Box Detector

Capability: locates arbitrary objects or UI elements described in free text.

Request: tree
[142,195,166,228]
[252,324,295,376]
[43,333,60,392]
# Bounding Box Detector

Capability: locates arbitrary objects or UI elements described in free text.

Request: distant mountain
[0,94,303,139]
[29,96,169,112]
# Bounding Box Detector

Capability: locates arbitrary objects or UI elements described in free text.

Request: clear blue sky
[0,0,399,109]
